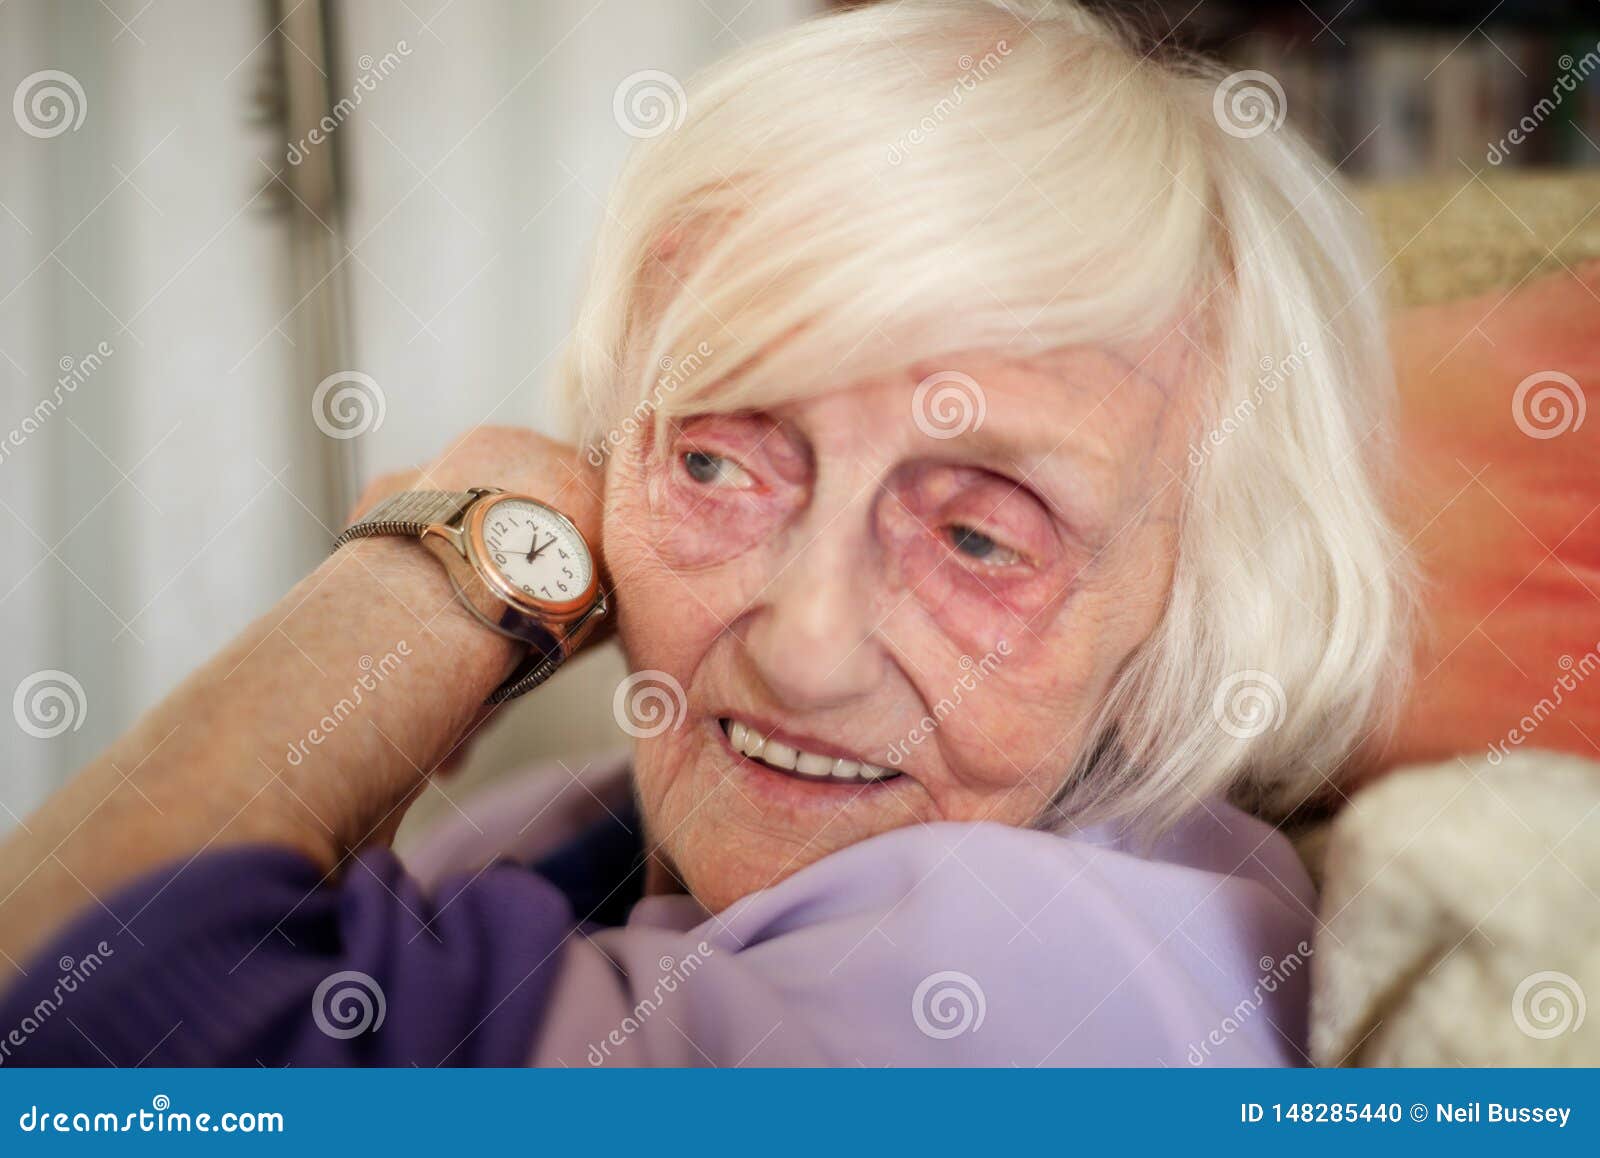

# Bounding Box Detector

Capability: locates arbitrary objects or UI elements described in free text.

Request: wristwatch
[333,488,607,704]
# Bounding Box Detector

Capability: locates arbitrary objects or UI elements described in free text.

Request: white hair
[560,0,1413,832]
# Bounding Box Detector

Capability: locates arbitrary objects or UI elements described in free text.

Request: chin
[671,834,799,916]
[637,721,907,914]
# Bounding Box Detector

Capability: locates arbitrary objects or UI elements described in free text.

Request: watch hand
[528,535,557,562]
[525,536,541,563]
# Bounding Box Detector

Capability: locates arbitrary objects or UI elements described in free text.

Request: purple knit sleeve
[0,846,574,1066]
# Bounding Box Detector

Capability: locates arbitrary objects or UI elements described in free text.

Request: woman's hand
[0,426,605,973]
[351,425,606,557]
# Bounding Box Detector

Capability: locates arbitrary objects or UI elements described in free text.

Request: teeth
[793,751,834,778]
[722,718,897,784]
[760,739,798,770]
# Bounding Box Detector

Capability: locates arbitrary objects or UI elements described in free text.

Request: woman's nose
[742,527,882,710]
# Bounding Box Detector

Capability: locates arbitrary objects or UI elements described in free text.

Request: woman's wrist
[228,535,522,850]
[0,428,602,971]
[0,534,519,969]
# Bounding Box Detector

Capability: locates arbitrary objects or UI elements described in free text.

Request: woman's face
[603,338,1198,913]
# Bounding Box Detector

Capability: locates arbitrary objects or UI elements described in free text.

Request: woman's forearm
[0,536,517,970]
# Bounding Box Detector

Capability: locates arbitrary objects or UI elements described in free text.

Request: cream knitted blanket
[1311,750,1600,1065]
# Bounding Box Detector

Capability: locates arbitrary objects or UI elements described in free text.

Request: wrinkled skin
[602,340,1201,913]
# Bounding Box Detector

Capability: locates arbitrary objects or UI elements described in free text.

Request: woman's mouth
[717,717,902,785]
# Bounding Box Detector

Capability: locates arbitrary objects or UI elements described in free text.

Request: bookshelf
[1086,0,1600,174]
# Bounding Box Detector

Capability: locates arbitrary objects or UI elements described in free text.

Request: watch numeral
[495,553,507,566]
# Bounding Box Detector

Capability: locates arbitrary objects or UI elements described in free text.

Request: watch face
[478,497,594,607]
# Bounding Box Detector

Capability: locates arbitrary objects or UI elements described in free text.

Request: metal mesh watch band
[331,490,479,548]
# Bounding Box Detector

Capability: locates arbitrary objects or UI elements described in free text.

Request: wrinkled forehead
[581,13,1225,453]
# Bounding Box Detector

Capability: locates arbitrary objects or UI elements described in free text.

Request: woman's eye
[946,524,1020,567]
[682,450,753,489]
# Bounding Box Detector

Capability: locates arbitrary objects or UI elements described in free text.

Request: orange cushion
[1364,261,1600,782]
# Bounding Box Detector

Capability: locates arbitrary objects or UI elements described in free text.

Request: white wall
[1,0,304,825]
[0,0,816,833]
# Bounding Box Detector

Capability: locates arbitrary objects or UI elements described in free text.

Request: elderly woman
[0,0,1405,1066]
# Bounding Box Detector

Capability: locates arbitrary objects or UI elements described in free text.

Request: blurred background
[2,0,1598,836]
